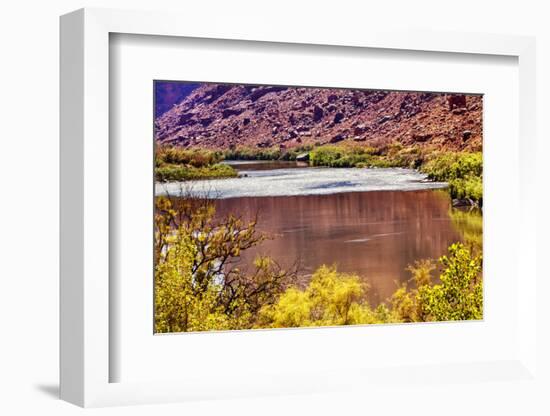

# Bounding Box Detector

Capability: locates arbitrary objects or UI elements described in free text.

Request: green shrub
[223,146,282,161]
[309,145,378,167]
[421,152,483,204]
[390,243,483,323]
[155,163,237,182]
[421,152,482,182]
[417,243,483,321]
[308,143,424,169]
[448,176,483,204]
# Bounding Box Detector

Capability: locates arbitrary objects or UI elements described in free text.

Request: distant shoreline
[155,165,448,199]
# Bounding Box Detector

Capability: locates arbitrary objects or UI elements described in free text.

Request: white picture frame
[60,7,539,408]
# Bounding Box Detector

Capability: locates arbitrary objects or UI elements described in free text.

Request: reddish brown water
[213,188,463,305]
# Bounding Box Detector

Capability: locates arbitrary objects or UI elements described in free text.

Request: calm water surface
[164,161,475,305]
[214,188,463,304]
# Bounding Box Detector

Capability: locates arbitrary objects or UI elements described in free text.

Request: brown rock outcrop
[155,83,482,151]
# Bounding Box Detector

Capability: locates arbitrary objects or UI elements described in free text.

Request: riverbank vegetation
[154,194,296,332]
[421,151,483,206]
[308,144,482,205]
[155,145,237,182]
[155,195,483,333]
[212,142,483,206]
[258,242,482,328]
[222,144,314,162]
[157,142,482,205]
[309,143,418,168]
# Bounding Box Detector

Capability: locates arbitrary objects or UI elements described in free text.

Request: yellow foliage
[258,265,390,328]
[155,227,251,332]
[155,195,483,332]
[154,195,294,332]
[389,285,417,323]
[392,243,483,323]
[258,244,482,329]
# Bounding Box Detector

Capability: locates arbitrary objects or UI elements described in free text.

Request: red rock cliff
[155,83,482,151]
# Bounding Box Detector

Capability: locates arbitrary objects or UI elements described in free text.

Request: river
[156,161,478,305]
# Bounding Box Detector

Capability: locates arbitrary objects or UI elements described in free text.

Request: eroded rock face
[447,94,467,110]
[155,83,482,151]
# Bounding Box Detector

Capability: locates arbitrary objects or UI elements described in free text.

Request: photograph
[153,81,483,333]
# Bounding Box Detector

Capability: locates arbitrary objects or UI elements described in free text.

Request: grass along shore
[155,146,238,181]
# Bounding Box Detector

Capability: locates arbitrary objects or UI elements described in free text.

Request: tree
[154,194,296,332]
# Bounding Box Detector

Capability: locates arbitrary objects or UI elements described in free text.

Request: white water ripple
[155,167,448,199]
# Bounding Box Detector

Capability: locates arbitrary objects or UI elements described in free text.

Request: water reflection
[213,189,468,305]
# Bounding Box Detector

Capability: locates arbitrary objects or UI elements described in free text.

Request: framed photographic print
[60,8,540,409]
[152,81,483,335]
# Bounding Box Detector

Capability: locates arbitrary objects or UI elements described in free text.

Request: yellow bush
[258,265,388,328]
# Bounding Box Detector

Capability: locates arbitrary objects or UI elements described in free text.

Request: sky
[154,81,200,118]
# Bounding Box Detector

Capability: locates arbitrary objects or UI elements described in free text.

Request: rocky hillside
[155,83,482,151]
